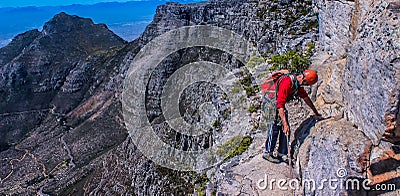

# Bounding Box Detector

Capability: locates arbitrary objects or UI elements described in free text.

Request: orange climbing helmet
[303,69,318,86]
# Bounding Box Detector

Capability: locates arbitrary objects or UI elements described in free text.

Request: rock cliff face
[140,0,317,54]
[0,12,130,195]
[344,1,400,145]
[1,0,399,195]
[82,0,319,195]
[0,0,320,195]
[297,0,400,195]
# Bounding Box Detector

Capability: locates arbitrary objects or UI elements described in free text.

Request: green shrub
[237,69,258,98]
[256,7,268,20]
[212,119,222,132]
[221,94,227,100]
[301,20,318,32]
[217,135,252,161]
[269,50,311,73]
[231,85,242,94]
[245,86,257,97]
[246,55,266,69]
[194,172,210,196]
[195,188,206,196]
[248,105,256,113]
[212,119,221,127]
[269,5,278,13]
[257,71,268,80]
[305,42,315,57]
[239,74,252,87]
[222,111,229,119]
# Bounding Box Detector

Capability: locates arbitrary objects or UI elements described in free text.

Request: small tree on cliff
[268,43,314,73]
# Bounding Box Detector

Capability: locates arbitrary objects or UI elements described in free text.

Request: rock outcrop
[82,0,319,195]
[344,1,400,145]
[296,0,400,195]
[1,0,399,195]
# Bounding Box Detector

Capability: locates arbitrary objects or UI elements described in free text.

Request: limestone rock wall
[84,0,320,195]
[297,1,400,195]
[317,0,355,58]
[2,0,399,195]
[344,1,400,145]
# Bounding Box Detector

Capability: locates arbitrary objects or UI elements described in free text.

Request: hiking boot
[278,155,290,165]
[262,153,280,164]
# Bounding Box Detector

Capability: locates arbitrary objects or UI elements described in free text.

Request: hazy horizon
[0,0,179,8]
[0,0,204,47]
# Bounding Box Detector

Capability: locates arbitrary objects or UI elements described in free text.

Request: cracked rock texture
[295,0,400,195]
[0,1,319,195]
[344,0,400,145]
[1,0,400,195]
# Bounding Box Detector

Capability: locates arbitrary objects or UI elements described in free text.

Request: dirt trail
[60,135,76,168]
[0,146,48,184]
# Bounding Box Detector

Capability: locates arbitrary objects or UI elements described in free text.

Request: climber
[262,69,323,164]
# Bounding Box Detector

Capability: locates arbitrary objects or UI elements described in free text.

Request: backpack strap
[275,73,299,101]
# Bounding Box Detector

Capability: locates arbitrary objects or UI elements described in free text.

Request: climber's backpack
[260,70,299,124]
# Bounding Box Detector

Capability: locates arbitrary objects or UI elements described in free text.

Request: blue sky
[0,0,203,47]
[0,0,173,8]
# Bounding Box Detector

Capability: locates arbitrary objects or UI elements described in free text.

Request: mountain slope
[1,0,399,195]
[0,12,126,151]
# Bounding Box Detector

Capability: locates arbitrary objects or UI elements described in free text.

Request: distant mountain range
[0,0,203,47]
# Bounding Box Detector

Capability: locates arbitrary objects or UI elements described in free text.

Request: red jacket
[276,76,307,109]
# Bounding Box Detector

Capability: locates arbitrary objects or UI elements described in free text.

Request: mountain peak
[42,12,98,34]
[38,12,126,53]
[0,11,126,114]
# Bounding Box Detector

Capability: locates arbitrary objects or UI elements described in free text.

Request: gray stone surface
[343,0,400,145]
[1,0,400,195]
[317,0,354,59]
[298,119,372,195]
[295,1,400,195]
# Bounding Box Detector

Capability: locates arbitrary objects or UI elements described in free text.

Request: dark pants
[264,123,288,156]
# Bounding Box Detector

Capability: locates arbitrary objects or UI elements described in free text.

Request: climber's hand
[283,123,290,136]
[315,113,323,121]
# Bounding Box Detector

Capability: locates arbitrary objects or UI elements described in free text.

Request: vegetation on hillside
[268,42,315,73]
